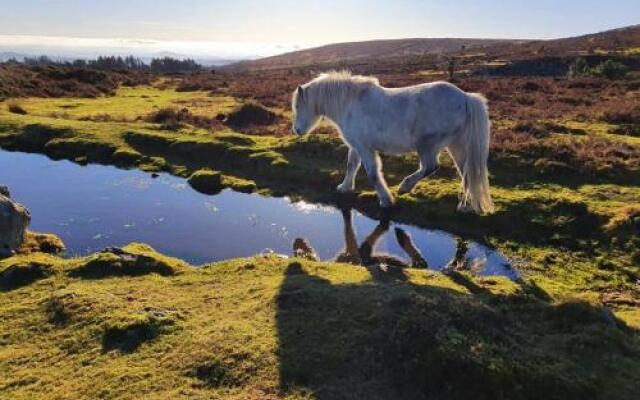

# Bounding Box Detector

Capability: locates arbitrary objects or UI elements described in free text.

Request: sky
[0,0,638,60]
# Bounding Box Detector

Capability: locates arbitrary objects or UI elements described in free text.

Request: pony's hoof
[456,203,475,214]
[398,182,413,195]
[336,183,355,193]
[379,198,395,208]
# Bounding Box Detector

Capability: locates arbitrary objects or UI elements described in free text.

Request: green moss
[0,261,53,291]
[69,243,187,279]
[221,175,257,193]
[0,252,637,399]
[17,231,66,255]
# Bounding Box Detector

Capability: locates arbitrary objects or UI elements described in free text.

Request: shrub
[225,102,279,129]
[568,58,589,78]
[590,60,629,80]
[568,58,629,80]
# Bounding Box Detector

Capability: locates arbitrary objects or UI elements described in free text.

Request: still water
[0,150,516,278]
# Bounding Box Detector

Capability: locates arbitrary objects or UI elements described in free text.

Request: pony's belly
[372,136,415,154]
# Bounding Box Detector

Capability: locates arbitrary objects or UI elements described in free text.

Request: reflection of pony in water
[293,207,429,269]
[334,207,428,268]
[292,206,481,272]
[291,71,494,214]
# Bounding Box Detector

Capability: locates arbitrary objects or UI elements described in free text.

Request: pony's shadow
[274,260,633,399]
[277,201,630,398]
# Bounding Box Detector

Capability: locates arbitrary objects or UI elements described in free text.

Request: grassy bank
[1,242,639,399]
[1,85,638,313]
[0,80,639,398]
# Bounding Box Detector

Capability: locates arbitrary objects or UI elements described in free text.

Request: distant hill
[232,38,523,70]
[232,25,640,71]
[482,24,640,58]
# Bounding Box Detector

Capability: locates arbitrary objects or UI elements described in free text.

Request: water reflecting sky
[0,150,516,278]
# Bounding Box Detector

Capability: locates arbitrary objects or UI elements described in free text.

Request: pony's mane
[311,70,380,87]
[296,71,380,119]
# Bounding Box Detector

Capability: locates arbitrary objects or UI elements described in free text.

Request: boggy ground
[0,241,639,399]
[0,69,639,398]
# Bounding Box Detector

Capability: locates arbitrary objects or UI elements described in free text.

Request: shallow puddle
[0,150,517,278]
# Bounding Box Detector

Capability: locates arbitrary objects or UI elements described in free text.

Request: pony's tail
[459,93,494,214]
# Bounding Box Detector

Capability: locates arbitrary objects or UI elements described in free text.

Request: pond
[0,150,517,278]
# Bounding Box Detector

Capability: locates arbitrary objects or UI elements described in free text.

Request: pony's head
[291,71,379,136]
[291,85,320,136]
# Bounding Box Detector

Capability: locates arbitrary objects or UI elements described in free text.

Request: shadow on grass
[275,263,638,400]
[0,262,52,291]
[102,316,175,353]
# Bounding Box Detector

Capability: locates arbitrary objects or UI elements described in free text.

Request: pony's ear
[297,86,304,101]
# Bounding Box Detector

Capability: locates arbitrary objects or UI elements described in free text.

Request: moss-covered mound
[225,102,280,129]
[187,169,224,195]
[69,243,187,278]
[0,261,53,291]
[17,231,66,255]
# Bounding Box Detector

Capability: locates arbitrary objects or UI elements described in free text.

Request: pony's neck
[311,80,356,123]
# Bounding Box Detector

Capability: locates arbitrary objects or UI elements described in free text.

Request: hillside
[233,25,640,71]
[482,24,640,58]
[233,38,522,70]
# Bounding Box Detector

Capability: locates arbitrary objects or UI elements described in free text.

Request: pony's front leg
[337,148,361,193]
[359,149,394,208]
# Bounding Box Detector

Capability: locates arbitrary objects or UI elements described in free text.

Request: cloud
[0,34,308,60]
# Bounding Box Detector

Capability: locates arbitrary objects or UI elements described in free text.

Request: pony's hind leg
[337,148,361,193]
[447,141,473,212]
[398,146,439,195]
[359,149,394,207]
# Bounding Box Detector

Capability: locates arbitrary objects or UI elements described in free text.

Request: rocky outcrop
[0,186,31,257]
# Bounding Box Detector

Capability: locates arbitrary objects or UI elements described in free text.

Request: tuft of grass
[7,102,27,115]
[17,231,66,255]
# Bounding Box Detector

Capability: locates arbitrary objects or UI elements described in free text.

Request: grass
[0,86,638,302]
[13,85,240,122]
[0,76,638,398]
[0,244,638,399]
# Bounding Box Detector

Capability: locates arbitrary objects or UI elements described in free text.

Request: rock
[292,238,318,261]
[0,188,31,257]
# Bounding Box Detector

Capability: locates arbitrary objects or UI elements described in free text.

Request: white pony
[291,71,494,214]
